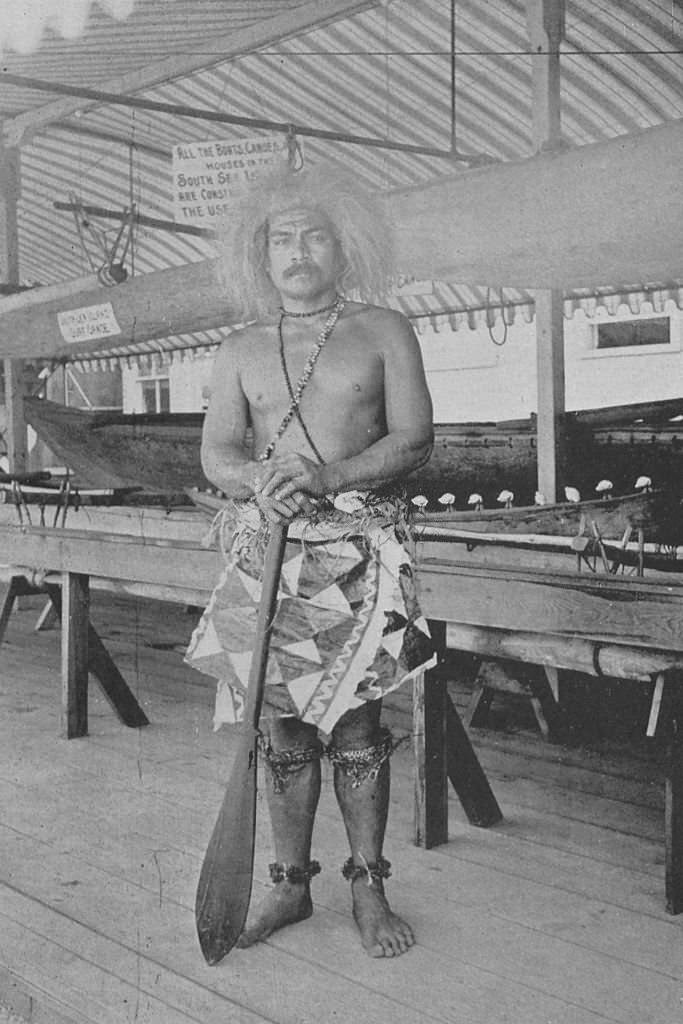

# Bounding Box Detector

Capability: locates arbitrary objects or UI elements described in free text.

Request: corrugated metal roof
[1,0,682,361]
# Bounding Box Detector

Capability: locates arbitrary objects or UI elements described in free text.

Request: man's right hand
[255,489,316,524]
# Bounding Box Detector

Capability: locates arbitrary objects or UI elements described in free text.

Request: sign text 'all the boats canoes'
[171,135,290,224]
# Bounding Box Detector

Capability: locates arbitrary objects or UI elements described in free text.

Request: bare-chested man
[188,164,434,958]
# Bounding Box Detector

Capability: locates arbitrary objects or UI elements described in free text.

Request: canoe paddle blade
[195,523,289,965]
[195,731,258,964]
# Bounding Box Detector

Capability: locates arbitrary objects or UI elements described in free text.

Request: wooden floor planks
[1,591,683,1023]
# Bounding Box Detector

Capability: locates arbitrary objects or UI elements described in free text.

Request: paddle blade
[195,737,258,964]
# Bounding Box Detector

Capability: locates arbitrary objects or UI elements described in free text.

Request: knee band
[260,737,324,793]
[327,727,394,788]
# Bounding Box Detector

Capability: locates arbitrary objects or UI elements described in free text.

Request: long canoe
[22,395,683,506]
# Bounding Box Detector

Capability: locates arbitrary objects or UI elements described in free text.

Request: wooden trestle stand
[3,522,683,913]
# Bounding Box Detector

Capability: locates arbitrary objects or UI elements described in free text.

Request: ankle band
[260,738,323,793]
[269,860,321,885]
[327,727,393,788]
[341,855,392,885]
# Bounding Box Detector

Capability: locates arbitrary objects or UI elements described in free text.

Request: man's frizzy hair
[215,162,393,320]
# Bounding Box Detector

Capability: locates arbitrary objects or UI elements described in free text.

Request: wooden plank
[443,620,683,682]
[417,557,683,652]
[60,572,88,738]
[0,524,219,591]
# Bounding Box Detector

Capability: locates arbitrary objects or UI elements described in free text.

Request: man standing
[186,163,434,957]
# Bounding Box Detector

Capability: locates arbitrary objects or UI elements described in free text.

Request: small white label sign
[171,135,289,225]
[57,303,121,344]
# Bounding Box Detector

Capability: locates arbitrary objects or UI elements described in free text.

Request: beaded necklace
[258,294,345,463]
[278,296,340,319]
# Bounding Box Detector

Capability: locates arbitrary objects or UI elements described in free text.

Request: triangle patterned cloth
[184,500,436,736]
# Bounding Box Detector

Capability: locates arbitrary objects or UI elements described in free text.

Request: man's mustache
[284,261,316,278]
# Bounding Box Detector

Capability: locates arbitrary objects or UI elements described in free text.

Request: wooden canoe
[22,395,683,507]
[420,489,683,542]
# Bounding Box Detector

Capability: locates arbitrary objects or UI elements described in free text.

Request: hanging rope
[486,286,509,346]
[286,125,304,170]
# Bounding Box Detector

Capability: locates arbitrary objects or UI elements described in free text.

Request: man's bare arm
[200,338,261,498]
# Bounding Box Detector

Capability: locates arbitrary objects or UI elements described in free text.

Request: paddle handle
[245,521,288,730]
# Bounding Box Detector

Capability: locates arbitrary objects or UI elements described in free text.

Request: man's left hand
[256,452,326,502]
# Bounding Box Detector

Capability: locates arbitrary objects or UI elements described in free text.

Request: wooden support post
[46,582,149,730]
[534,288,565,504]
[526,1,566,505]
[1,142,27,474]
[35,599,59,632]
[60,571,89,739]
[422,620,503,833]
[665,685,683,914]
[0,574,44,643]
[446,694,503,828]
[526,0,565,153]
[0,578,20,644]
[466,658,564,740]
[413,668,449,849]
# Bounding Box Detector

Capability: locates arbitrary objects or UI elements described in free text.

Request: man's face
[266,207,341,302]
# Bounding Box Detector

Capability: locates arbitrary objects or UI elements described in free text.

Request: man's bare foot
[351,878,415,957]
[236,882,313,948]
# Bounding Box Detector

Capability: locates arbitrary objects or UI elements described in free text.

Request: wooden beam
[0,259,230,359]
[3,0,381,148]
[0,119,681,359]
[387,118,683,289]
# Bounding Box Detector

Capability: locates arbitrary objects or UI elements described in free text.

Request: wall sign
[172,135,289,225]
[57,303,121,344]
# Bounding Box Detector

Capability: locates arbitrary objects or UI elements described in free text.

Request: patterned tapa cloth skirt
[184,495,436,736]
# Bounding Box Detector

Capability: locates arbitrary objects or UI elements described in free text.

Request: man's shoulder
[220,318,275,352]
[345,301,416,343]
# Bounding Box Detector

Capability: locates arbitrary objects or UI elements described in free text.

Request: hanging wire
[128,115,138,277]
[486,287,509,346]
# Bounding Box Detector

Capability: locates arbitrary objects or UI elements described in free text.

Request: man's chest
[240,339,384,412]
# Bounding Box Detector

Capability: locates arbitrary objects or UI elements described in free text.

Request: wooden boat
[188,484,683,546]
[22,395,683,508]
[23,397,207,494]
[420,489,683,543]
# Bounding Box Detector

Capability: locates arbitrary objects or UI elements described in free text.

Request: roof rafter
[3,0,380,148]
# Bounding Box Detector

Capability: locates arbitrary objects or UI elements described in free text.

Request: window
[596,317,671,350]
[139,377,170,413]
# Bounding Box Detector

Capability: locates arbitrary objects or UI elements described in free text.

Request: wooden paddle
[195,521,289,965]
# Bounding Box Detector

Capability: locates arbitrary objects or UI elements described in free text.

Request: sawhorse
[412,620,503,848]
[0,573,149,738]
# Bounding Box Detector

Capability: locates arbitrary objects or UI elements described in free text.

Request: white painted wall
[121,349,216,414]
[119,303,683,422]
